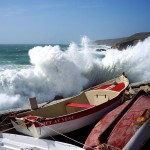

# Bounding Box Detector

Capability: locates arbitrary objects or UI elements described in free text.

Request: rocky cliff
[95,32,150,50]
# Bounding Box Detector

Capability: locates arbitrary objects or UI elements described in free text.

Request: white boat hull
[0,133,83,150]
[11,97,122,138]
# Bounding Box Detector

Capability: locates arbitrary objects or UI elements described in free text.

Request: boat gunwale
[12,91,124,127]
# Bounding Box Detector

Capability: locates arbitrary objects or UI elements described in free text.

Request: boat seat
[24,115,38,121]
[66,102,94,108]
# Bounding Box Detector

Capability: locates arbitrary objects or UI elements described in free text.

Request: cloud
[38,3,66,10]
[80,4,101,9]
[0,7,27,17]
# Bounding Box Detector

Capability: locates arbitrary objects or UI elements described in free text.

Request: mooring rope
[0,116,9,125]
[37,121,84,146]
[0,122,12,127]
[36,121,95,149]
[0,122,26,133]
[0,121,30,133]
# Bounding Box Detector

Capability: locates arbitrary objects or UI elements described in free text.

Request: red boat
[84,90,150,150]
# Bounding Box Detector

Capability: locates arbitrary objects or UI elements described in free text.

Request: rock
[54,95,64,100]
[129,87,136,95]
[112,32,150,50]
[96,49,106,52]
[140,85,150,92]
[95,32,150,50]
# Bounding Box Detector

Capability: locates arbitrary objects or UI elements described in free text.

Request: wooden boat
[84,90,150,150]
[0,133,83,150]
[10,73,129,138]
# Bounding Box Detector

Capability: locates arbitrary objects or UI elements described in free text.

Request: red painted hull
[107,92,150,148]
[84,101,129,149]
[84,90,150,150]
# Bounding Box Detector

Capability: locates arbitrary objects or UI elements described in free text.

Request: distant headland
[95,32,150,50]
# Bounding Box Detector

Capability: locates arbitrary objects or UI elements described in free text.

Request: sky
[0,0,150,44]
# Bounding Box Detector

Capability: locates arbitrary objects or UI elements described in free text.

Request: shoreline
[0,80,150,147]
[1,80,150,114]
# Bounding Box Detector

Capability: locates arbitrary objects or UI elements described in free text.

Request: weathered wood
[29,97,38,110]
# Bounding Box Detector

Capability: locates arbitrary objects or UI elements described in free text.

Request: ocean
[0,36,150,110]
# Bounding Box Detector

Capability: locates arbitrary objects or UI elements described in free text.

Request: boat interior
[16,77,128,119]
[13,75,129,118]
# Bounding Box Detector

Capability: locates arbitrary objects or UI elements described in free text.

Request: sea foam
[0,36,150,110]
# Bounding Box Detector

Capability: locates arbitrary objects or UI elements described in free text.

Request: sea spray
[102,37,150,82]
[28,44,88,98]
[0,36,150,110]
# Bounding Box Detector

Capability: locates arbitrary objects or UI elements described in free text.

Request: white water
[0,36,150,110]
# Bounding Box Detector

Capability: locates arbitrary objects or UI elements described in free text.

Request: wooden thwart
[66,103,94,108]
